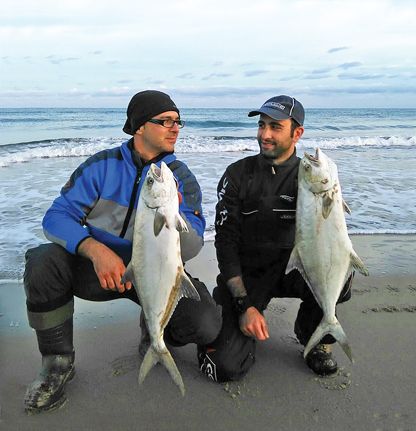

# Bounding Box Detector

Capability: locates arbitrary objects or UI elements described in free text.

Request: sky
[1,0,415,108]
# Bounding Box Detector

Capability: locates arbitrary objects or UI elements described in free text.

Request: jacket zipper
[120,169,142,238]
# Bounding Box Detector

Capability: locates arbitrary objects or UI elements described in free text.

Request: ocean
[1,107,415,282]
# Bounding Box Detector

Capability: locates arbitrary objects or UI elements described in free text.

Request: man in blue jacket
[23,90,222,413]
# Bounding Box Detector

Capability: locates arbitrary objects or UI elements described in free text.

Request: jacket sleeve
[170,160,206,261]
[42,157,104,254]
[214,165,242,281]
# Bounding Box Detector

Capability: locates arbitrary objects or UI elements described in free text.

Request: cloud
[147,79,165,85]
[310,67,334,74]
[279,75,304,82]
[303,84,416,95]
[116,79,133,84]
[328,46,349,54]
[202,73,233,81]
[244,70,268,77]
[90,87,132,97]
[45,55,79,64]
[337,62,362,69]
[176,73,194,79]
[338,73,385,80]
[303,68,333,80]
[303,73,331,80]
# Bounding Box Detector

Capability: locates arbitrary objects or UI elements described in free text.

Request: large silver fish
[122,161,200,395]
[286,148,369,362]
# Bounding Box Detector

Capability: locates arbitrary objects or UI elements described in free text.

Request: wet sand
[0,235,415,431]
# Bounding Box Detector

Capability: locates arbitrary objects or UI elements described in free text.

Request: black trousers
[199,250,352,382]
[24,243,222,348]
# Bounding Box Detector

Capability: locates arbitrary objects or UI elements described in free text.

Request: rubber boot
[305,344,338,376]
[24,318,75,414]
[138,310,150,358]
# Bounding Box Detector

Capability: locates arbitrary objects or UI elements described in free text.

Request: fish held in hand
[286,148,369,362]
[122,162,200,395]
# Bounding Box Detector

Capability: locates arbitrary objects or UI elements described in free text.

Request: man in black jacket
[198,95,352,382]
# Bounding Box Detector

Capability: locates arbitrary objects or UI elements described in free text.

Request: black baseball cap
[248,95,305,126]
[123,90,180,135]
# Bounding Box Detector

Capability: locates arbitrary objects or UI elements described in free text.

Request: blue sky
[1,0,415,108]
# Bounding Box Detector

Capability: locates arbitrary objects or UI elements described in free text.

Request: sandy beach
[0,234,415,431]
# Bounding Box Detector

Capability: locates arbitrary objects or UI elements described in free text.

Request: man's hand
[239,306,269,340]
[78,238,133,293]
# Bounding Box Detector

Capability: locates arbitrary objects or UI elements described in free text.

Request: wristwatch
[232,295,252,314]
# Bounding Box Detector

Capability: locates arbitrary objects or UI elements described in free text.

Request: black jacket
[215,152,300,281]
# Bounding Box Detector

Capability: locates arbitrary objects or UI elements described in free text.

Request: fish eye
[147,177,154,186]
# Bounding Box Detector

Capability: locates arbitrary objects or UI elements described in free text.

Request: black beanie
[122,90,180,135]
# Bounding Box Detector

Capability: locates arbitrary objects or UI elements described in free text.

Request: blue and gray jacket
[43,139,205,263]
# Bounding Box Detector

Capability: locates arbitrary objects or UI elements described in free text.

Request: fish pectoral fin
[154,210,167,236]
[343,199,352,215]
[175,213,189,233]
[350,250,369,276]
[322,192,335,219]
[121,263,134,284]
[180,271,200,301]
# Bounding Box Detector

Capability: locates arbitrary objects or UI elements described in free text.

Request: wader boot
[138,310,150,358]
[24,318,75,413]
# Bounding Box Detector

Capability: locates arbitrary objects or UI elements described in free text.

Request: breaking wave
[1,135,415,168]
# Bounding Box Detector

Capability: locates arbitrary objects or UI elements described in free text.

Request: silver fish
[122,162,200,395]
[286,148,369,362]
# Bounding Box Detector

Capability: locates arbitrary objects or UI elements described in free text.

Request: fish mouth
[150,164,163,182]
[304,148,320,165]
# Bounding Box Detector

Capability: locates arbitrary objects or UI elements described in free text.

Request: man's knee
[167,301,222,346]
[195,304,222,345]
[25,244,70,282]
[24,243,74,309]
[199,347,255,383]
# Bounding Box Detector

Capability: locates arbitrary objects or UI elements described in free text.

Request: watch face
[234,297,249,313]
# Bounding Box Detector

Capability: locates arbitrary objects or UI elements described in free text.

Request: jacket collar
[258,149,299,169]
[124,138,176,169]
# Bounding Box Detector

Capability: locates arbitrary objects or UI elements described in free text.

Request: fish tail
[303,317,354,363]
[139,346,185,396]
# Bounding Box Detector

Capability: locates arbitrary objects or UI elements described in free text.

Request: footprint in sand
[314,368,352,391]
[110,354,139,377]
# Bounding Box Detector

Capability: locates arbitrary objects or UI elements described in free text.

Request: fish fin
[285,246,301,275]
[343,199,351,215]
[121,263,134,285]
[350,250,369,276]
[304,317,354,363]
[322,192,335,219]
[175,213,189,233]
[139,345,185,396]
[180,271,200,301]
[286,247,312,286]
[154,210,167,236]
